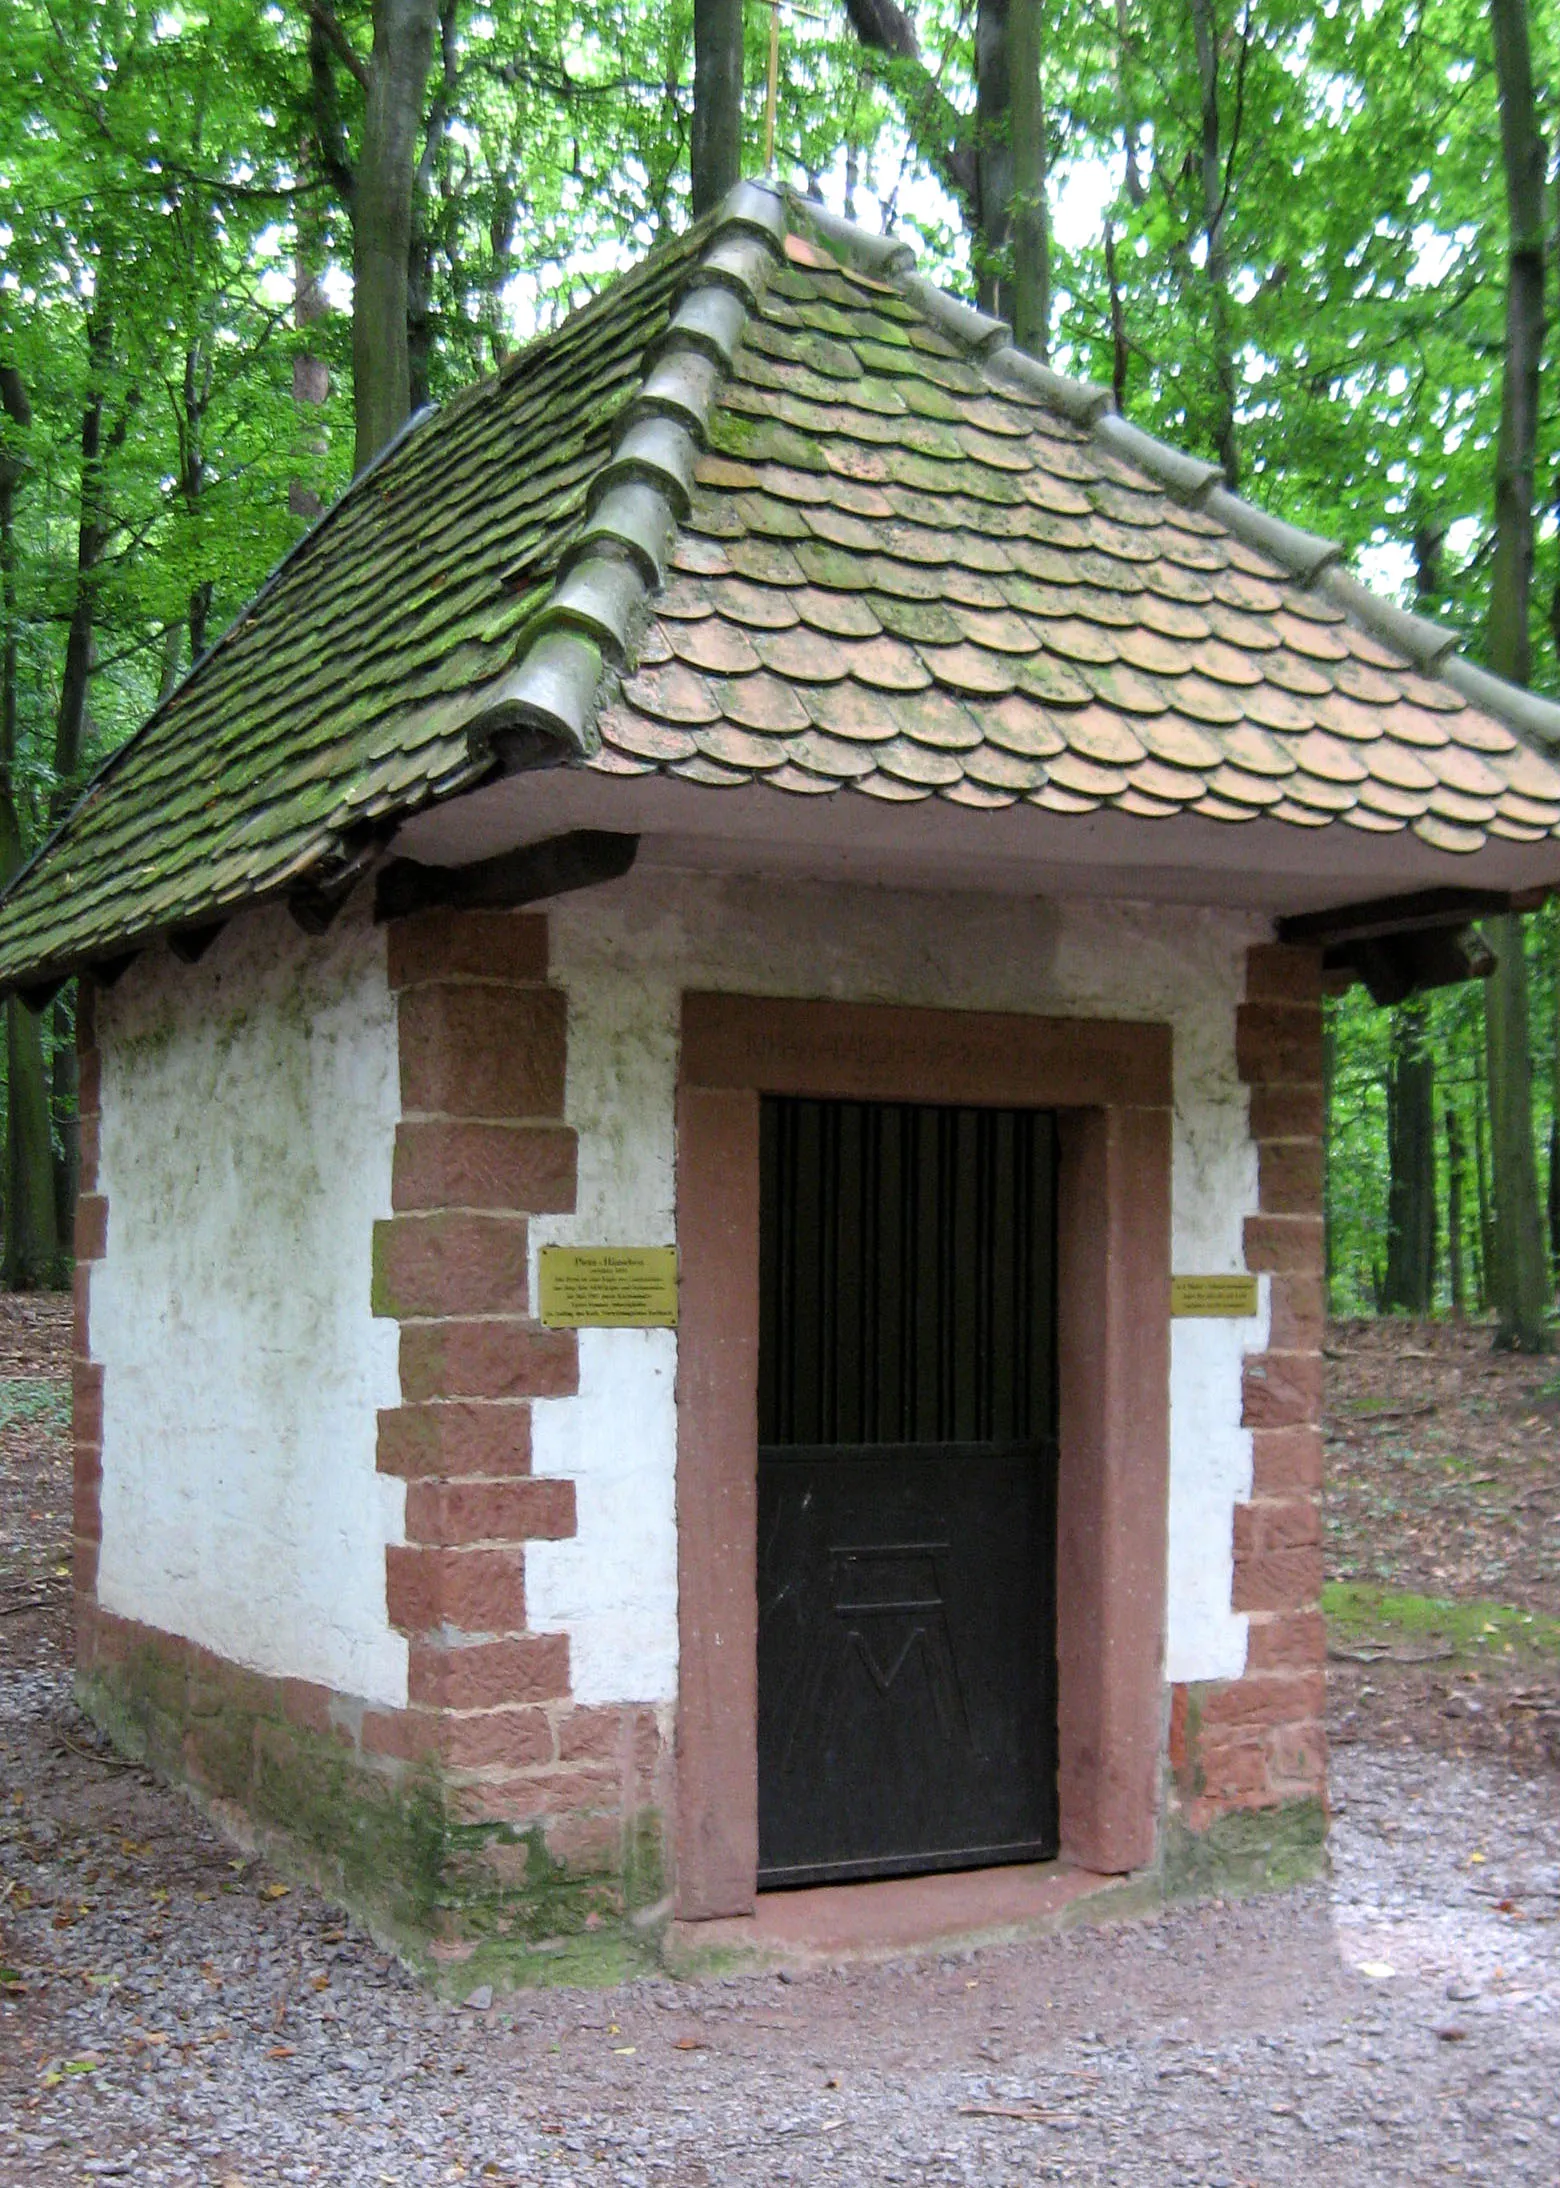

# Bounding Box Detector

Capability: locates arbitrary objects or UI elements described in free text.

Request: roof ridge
[454,179,789,778]
[786,191,1560,757]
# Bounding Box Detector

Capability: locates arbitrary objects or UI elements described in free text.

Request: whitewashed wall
[92,903,407,1706]
[529,872,1267,1703]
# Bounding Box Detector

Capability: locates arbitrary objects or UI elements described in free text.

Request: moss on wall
[78,1646,665,1990]
[1162,1797,1329,1901]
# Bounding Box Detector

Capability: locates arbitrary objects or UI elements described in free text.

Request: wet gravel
[2,1667,1557,2185]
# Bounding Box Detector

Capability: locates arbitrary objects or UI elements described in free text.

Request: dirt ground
[1324,1315,1560,1778]
[1,1298,1557,2186]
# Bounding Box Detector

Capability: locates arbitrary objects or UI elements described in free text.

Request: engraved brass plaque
[1170,1274,1260,1319]
[538,1246,678,1328]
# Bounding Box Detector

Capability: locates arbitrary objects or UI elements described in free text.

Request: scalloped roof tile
[1,179,1558,993]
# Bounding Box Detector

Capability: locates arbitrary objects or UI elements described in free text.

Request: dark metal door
[757,1097,1059,1888]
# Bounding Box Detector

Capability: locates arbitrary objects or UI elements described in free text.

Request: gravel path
[3,1671,1557,2185]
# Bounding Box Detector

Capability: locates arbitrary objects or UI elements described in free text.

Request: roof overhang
[391,763,1560,919]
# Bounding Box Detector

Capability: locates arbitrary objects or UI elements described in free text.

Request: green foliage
[1326,908,1558,1317]
[1,0,1557,1312]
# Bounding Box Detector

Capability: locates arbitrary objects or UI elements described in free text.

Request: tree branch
[840,0,979,220]
[301,0,369,90]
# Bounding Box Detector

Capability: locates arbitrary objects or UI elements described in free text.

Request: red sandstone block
[73,1534,99,1597]
[73,1439,102,1491]
[1242,1350,1323,1429]
[392,1121,577,1215]
[72,1265,91,1362]
[74,1594,99,1660]
[544,1810,625,1876]
[1232,1545,1324,1613]
[1245,1610,1327,1672]
[78,1112,100,1192]
[384,1545,527,1637]
[374,1213,529,1319]
[77,1046,101,1118]
[448,1766,622,1824]
[1248,1084,1324,1141]
[279,1678,335,1737]
[630,1705,665,1784]
[404,1476,575,1547]
[1268,1276,1325,1355]
[408,1633,570,1709]
[1235,1002,1323,1088]
[1233,1498,1321,1557]
[1266,1718,1328,1792]
[360,1706,442,1763]
[1245,943,1324,1004]
[399,985,566,1121]
[377,1402,533,1480]
[1193,1728,1271,1803]
[556,1705,633,1766]
[399,1320,577,1404]
[1242,1214,1325,1277]
[1250,1425,1324,1496]
[73,1360,104,1447]
[1167,1684,1193,1781]
[77,979,97,1050]
[1199,1670,1326,1729]
[387,911,548,992]
[74,1192,108,1261]
[1258,1140,1322,1218]
[71,1475,102,1543]
[437,1706,556,1772]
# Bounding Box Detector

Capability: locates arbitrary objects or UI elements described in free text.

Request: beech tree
[1482,0,1549,1352]
[1,0,1557,1306]
[1382,1002,1436,1314]
[692,0,744,214]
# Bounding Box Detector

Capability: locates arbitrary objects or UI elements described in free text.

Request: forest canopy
[0,0,1556,1337]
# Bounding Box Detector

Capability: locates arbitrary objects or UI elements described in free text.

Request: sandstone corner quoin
[10,179,1559,1979]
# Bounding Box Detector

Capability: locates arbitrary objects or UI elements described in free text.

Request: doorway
[755,1096,1059,1888]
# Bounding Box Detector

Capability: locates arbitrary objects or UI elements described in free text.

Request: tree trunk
[51,991,77,1247]
[974,0,1013,318]
[1473,1053,1493,1312]
[1187,0,1240,486]
[1115,0,1145,207]
[1551,912,1560,1285]
[1446,1105,1467,1317]
[53,316,113,811]
[1008,0,1050,358]
[1382,1000,1436,1312]
[352,0,438,474]
[1483,0,1549,1350]
[1322,999,1336,1308]
[1484,918,1549,1348]
[0,366,59,1289]
[692,0,744,215]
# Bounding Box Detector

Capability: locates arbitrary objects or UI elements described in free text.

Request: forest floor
[0,1299,1557,2186]
[1323,1315,1560,1778]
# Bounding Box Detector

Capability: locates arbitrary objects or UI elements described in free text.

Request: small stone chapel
[0,179,1556,1979]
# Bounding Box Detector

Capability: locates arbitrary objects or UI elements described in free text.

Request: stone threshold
[666,1858,1153,1972]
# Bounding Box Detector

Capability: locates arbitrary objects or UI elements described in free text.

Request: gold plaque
[538,1246,678,1329]
[1170,1274,1260,1319]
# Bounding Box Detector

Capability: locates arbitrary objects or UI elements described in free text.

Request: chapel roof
[1,179,1558,996]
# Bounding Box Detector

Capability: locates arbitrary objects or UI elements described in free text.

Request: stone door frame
[673,991,1174,1922]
